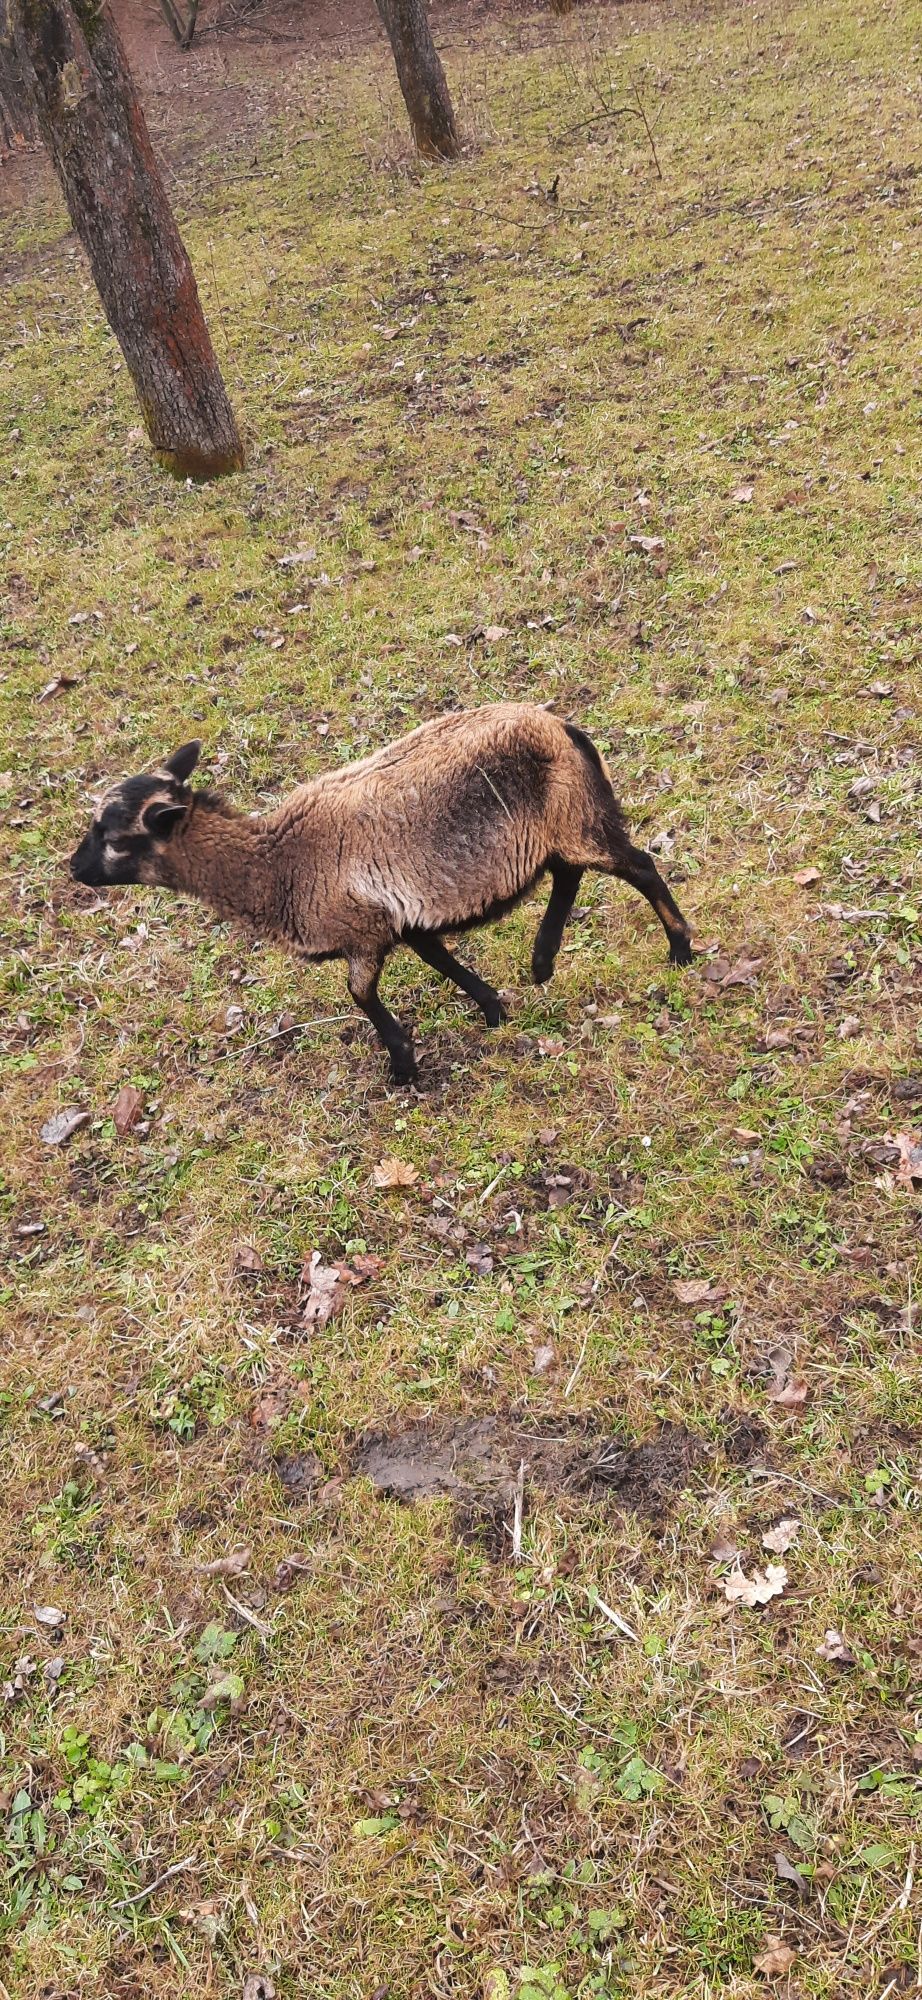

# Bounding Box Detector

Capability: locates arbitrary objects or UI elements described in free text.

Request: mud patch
[581,1423,709,1514]
[352,1415,709,1530]
[275,1450,324,1499]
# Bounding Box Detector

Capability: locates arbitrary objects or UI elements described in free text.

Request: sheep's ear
[141,796,189,840]
[163,741,201,785]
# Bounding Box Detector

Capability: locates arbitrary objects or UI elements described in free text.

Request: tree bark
[0,0,38,146]
[10,0,244,477]
[374,0,459,163]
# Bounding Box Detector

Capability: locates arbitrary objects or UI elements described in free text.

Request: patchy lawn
[1,0,921,1994]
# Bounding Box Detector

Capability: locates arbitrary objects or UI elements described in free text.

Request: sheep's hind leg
[611,844,694,965]
[347,952,417,1083]
[406,930,507,1028]
[532,863,583,983]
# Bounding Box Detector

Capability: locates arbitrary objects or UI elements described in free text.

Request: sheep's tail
[562,719,629,859]
[564,720,606,777]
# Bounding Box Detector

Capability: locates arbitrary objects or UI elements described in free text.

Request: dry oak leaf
[793,866,821,887]
[41,1108,90,1147]
[817,1627,855,1665]
[755,1935,797,1977]
[892,1131,922,1187]
[249,1385,290,1432]
[722,1562,787,1608]
[301,1250,383,1329]
[762,1517,800,1555]
[372,1156,419,1190]
[769,1376,809,1412]
[628,533,665,553]
[233,1244,264,1277]
[194,1548,251,1578]
[112,1084,144,1136]
[731,483,755,502]
[672,1278,725,1305]
[705,955,763,990]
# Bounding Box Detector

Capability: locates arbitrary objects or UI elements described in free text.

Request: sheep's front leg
[347,952,417,1084]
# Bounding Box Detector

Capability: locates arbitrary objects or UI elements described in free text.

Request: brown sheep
[69,703,694,1082]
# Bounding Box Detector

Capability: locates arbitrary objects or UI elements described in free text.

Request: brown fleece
[160,707,623,949]
[77,704,694,1078]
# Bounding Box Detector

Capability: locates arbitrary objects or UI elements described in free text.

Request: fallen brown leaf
[34,1605,66,1628]
[722,1562,787,1608]
[731,483,754,503]
[816,1627,855,1665]
[301,1251,383,1328]
[628,533,665,553]
[892,1131,922,1187]
[705,955,763,990]
[194,1548,251,1578]
[755,1935,797,1977]
[761,1026,792,1050]
[775,1851,807,1893]
[793,866,821,887]
[372,1156,419,1190]
[233,1244,264,1278]
[249,1384,290,1432]
[112,1084,144,1136]
[762,1517,800,1555]
[40,1109,90,1147]
[768,1376,809,1412]
[672,1278,725,1305]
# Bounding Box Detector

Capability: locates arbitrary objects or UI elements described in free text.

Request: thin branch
[114,1853,198,1909]
[630,75,663,180]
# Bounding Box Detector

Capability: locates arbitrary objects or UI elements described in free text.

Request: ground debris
[353,1416,706,1527]
[40,1109,90,1146]
[300,1250,383,1328]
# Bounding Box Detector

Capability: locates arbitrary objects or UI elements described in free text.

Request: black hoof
[389,1051,418,1085]
[668,935,694,967]
[531,951,554,986]
[483,998,508,1028]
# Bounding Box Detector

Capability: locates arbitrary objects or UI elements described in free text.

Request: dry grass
[1,0,921,1994]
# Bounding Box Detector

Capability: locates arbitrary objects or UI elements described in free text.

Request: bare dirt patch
[352,1413,710,1525]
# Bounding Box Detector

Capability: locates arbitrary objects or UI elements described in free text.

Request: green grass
[1,1,921,1993]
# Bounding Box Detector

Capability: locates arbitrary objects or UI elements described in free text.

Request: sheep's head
[70,741,201,887]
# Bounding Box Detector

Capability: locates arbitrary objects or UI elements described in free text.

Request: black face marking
[69,770,190,887]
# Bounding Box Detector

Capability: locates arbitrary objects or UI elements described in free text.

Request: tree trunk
[0,0,38,146]
[10,0,244,478]
[374,0,459,163]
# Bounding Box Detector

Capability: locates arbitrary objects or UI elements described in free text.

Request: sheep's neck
[161,804,287,938]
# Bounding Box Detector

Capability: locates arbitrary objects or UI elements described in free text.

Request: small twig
[564,1328,589,1398]
[854,1846,916,1949]
[212,1012,353,1061]
[555,106,633,141]
[630,76,663,180]
[114,1853,198,1909]
[590,1591,638,1643]
[747,1467,839,1507]
[843,1872,869,1957]
[222,1583,274,1640]
[511,1460,526,1560]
